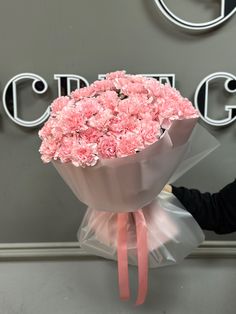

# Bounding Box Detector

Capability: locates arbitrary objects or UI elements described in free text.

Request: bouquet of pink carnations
[39,71,217,305]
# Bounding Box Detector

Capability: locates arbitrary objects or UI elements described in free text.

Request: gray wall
[0,0,235,242]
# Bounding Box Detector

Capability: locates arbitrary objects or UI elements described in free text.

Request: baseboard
[0,241,235,260]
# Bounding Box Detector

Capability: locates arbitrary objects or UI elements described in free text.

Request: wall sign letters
[1,72,235,128]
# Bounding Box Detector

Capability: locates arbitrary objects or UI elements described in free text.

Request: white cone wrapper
[52,118,219,266]
[53,118,199,212]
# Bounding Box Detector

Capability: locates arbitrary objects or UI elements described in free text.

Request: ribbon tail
[117,213,130,301]
[134,209,148,305]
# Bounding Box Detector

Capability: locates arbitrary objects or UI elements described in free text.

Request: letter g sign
[154,0,236,31]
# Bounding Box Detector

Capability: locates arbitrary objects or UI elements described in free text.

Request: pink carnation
[51,96,70,114]
[118,94,149,116]
[117,134,144,158]
[60,106,87,133]
[88,109,113,131]
[141,120,161,146]
[108,116,124,134]
[119,114,141,133]
[105,70,126,80]
[38,119,53,139]
[113,77,130,91]
[179,98,199,118]
[39,138,59,163]
[80,127,103,143]
[97,91,119,110]
[57,135,75,162]
[92,80,115,93]
[144,79,162,97]
[120,82,147,96]
[98,136,117,159]
[71,86,96,100]
[127,74,146,84]
[71,142,98,167]
[78,98,101,118]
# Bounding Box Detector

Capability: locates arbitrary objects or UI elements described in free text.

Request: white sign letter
[2,73,50,128]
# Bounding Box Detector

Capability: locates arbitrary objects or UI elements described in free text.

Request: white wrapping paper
[53,118,219,266]
[53,118,197,212]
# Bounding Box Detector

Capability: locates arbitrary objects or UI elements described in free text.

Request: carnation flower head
[97,136,117,159]
[51,96,70,114]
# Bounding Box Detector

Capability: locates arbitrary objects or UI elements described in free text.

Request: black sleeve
[171,179,236,234]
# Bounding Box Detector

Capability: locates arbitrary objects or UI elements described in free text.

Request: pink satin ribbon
[117,210,148,305]
[117,213,130,300]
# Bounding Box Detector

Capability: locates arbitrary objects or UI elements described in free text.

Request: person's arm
[169,180,236,234]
